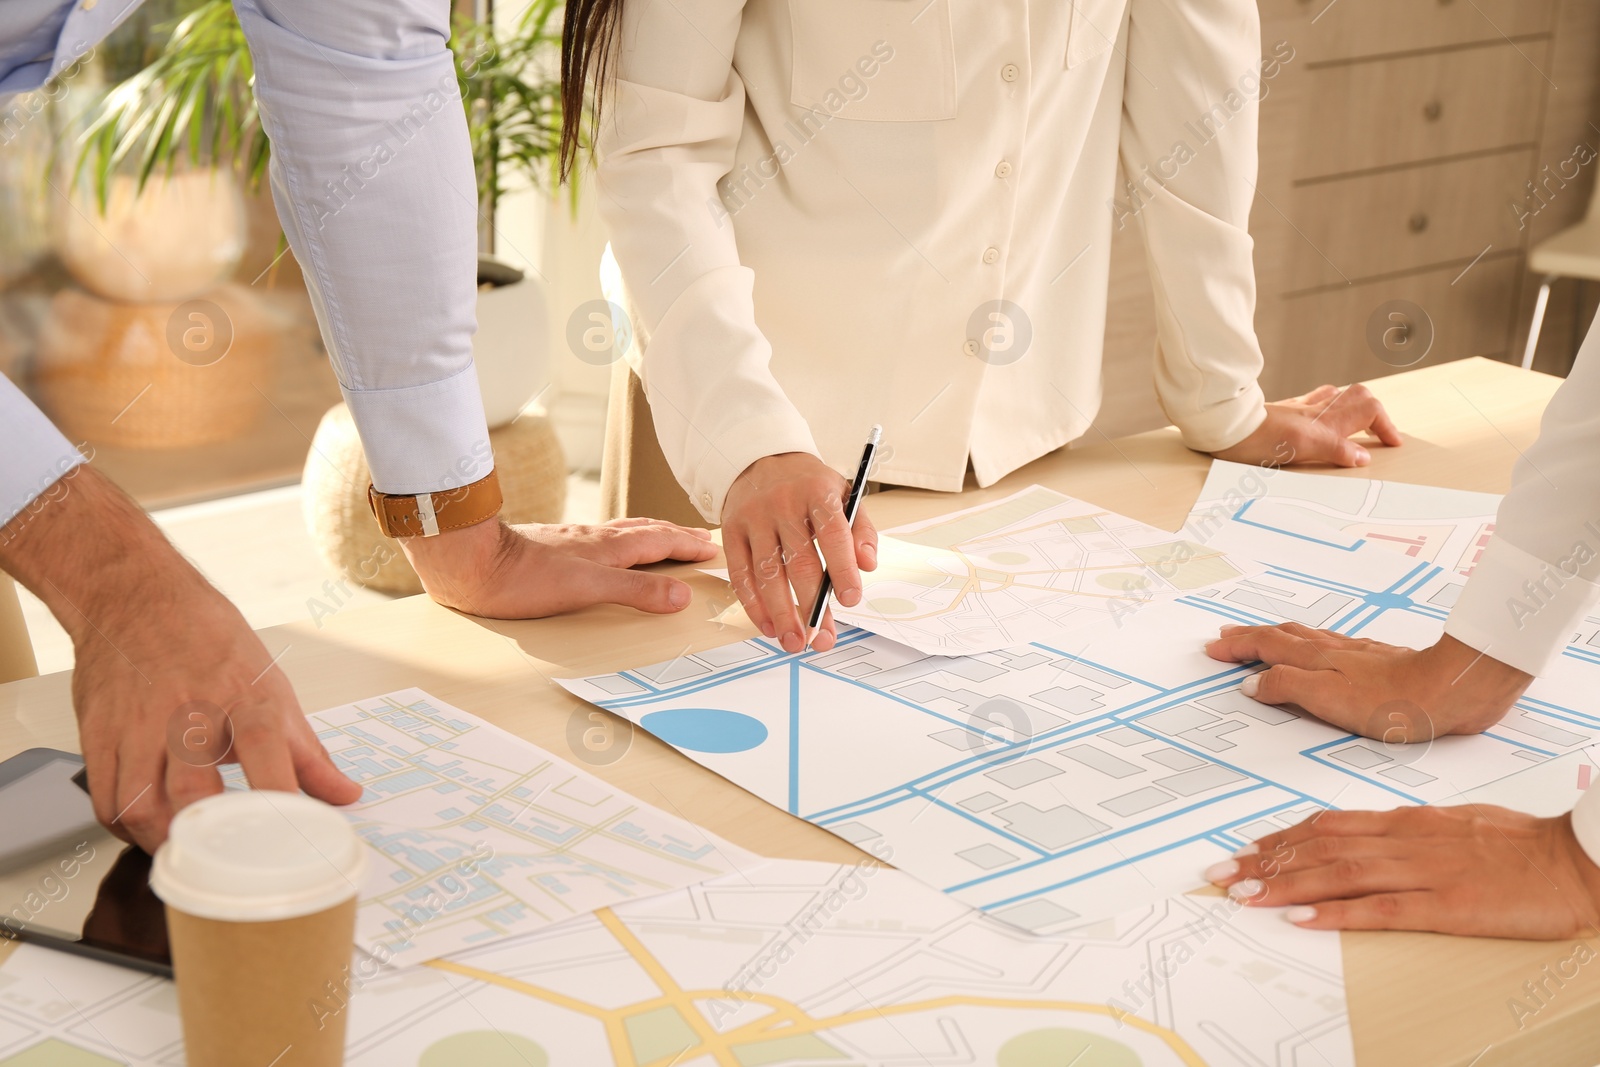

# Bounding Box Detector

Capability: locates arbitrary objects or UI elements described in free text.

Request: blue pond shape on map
[640,708,768,753]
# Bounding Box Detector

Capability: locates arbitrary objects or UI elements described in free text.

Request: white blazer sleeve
[1444,327,1600,675]
[1117,0,1269,453]
[0,376,86,529]
[596,0,819,522]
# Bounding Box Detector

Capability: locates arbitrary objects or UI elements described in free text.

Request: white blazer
[597,0,1278,521]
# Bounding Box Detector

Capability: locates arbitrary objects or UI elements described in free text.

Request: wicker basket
[302,403,568,595]
[33,283,275,449]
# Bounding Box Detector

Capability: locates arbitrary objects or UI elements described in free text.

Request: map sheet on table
[0,858,1354,1067]
[244,689,757,965]
[829,484,1259,655]
[559,469,1600,934]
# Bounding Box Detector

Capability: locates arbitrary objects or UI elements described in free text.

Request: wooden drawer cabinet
[1274,255,1517,393]
[1287,151,1529,291]
[1259,0,1554,62]
[1297,42,1543,178]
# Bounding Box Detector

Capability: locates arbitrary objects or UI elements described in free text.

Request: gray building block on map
[956,843,1019,869]
[830,821,882,844]
[588,674,647,696]
[1224,587,1352,628]
[991,898,1079,932]
[634,658,711,685]
[1099,726,1148,747]
[1380,765,1436,787]
[994,802,1110,849]
[1100,786,1176,817]
[929,728,990,752]
[695,643,771,669]
[1328,744,1391,769]
[959,791,1006,812]
[985,759,1064,789]
[1029,685,1106,716]
[1153,764,1247,796]
[1503,712,1587,748]
[1142,705,1218,735]
[971,700,1067,738]
[1146,748,1205,771]
[1058,745,1142,779]
[1064,661,1129,688]
[1197,690,1298,725]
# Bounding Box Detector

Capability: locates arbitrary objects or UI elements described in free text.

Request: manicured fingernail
[1233,842,1260,857]
[1228,878,1264,901]
[1285,905,1317,924]
[1240,673,1260,697]
[839,587,861,608]
[861,543,877,565]
[783,632,802,652]
[668,583,690,608]
[1203,860,1238,883]
[1354,447,1371,465]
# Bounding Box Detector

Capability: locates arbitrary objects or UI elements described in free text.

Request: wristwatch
[367,471,503,538]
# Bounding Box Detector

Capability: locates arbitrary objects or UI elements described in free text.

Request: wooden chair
[0,575,39,684]
[1521,181,1600,369]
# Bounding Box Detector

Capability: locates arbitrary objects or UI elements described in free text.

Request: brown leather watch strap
[368,470,503,538]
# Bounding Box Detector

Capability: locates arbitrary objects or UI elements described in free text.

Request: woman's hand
[721,452,877,653]
[1202,805,1600,940]
[1213,384,1403,467]
[1204,626,1531,740]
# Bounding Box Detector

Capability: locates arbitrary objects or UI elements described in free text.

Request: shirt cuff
[1570,786,1600,871]
[339,362,493,496]
[1444,536,1600,677]
[0,377,86,529]
[1168,379,1268,455]
[679,409,820,524]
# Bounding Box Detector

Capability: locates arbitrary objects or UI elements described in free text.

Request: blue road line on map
[788,660,801,814]
[1297,751,1425,805]
[808,665,1262,823]
[595,630,875,711]
[1519,695,1600,728]
[1114,719,1325,807]
[1179,598,1275,628]
[1027,644,1162,690]
[1479,731,1559,759]
[901,785,1052,857]
[1564,647,1600,668]
[1262,563,1374,598]
[1232,499,1368,551]
[953,794,1303,899]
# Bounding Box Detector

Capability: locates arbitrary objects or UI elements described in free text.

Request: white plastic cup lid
[151,791,365,922]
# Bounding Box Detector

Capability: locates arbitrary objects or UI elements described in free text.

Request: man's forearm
[0,465,204,648]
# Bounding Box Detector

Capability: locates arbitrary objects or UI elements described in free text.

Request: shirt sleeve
[1116,0,1269,453]
[1444,331,1600,676]
[0,375,85,529]
[231,0,492,496]
[596,0,819,523]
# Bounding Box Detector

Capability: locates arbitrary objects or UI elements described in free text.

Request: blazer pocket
[789,0,957,122]
[1066,0,1128,68]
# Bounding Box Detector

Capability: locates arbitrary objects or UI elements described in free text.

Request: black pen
[805,424,882,648]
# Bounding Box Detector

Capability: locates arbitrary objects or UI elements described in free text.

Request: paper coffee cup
[151,791,365,1067]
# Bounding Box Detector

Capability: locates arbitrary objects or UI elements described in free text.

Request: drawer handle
[1424,100,1443,122]
[1408,212,1430,233]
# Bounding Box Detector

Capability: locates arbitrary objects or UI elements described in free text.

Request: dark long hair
[560,0,624,181]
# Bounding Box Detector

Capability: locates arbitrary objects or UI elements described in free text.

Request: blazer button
[963,339,980,357]
[982,247,1001,265]
[699,492,713,509]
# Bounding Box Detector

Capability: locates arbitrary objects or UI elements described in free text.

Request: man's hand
[721,452,877,653]
[1204,625,1531,740]
[402,516,719,619]
[0,467,360,852]
[1213,384,1403,467]
[1201,806,1600,940]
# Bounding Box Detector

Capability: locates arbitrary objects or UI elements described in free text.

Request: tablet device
[0,748,171,976]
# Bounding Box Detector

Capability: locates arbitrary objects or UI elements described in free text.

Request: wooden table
[2,357,1595,1067]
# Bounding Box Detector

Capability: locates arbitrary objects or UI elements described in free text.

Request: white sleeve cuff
[0,376,86,528]
[1444,536,1600,677]
[1570,786,1600,871]
[340,362,493,495]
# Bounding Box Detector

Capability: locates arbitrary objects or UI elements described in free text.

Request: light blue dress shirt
[0,0,491,527]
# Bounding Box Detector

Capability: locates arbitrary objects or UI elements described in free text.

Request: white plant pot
[475,268,549,428]
[53,170,248,302]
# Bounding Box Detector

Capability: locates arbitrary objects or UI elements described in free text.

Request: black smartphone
[0,748,171,977]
